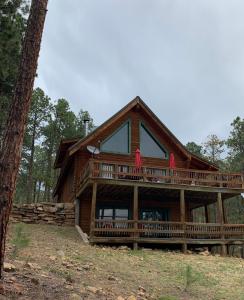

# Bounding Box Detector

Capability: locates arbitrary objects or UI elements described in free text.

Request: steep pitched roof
[64,96,217,170]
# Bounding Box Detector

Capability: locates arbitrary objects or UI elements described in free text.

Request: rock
[117,296,125,300]
[118,246,130,251]
[138,286,146,292]
[43,206,57,213]
[10,276,16,282]
[127,296,137,300]
[57,250,65,257]
[82,264,91,270]
[31,277,39,285]
[108,275,118,281]
[62,261,73,268]
[3,263,16,272]
[199,250,210,256]
[56,203,64,209]
[65,284,74,290]
[86,286,99,294]
[49,256,57,261]
[12,282,24,295]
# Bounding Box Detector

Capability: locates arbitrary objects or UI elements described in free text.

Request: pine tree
[0,0,48,280]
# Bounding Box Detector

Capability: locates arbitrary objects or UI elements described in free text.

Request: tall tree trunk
[0,0,48,280]
[36,180,41,203]
[27,114,37,203]
[33,179,37,203]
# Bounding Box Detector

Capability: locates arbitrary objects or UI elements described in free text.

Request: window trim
[96,204,131,220]
[100,119,131,155]
[139,121,168,159]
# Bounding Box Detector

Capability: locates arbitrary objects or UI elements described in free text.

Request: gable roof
[54,138,79,168]
[65,96,218,170]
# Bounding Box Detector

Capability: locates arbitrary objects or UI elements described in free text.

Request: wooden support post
[217,192,227,256]
[204,205,209,223]
[217,192,224,224]
[221,244,227,256]
[90,182,97,240]
[133,185,138,250]
[180,189,187,253]
[180,189,185,222]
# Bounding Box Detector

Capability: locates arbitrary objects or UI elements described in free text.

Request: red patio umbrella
[135,148,142,169]
[169,153,176,169]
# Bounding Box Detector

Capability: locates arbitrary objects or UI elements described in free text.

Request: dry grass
[3,223,244,300]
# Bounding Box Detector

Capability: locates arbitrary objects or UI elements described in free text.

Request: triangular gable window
[101,121,130,154]
[140,123,167,159]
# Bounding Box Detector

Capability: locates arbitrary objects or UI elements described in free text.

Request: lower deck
[91,219,244,246]
[76,179,244,253]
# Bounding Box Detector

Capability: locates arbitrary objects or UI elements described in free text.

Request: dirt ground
[0,223,244,300]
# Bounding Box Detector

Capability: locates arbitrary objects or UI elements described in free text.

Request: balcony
[77,159,244,192]
[91,220,244,244]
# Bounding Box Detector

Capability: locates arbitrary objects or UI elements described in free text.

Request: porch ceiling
[78,182,239,206]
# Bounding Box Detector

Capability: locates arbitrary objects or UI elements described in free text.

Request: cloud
[35,0,244,145]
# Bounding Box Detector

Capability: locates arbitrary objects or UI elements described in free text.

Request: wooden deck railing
[77,159,244,190]
[93,220,244,241]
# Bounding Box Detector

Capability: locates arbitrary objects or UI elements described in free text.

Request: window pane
[115,209,128,218]
[141,209,169,221]
[103,209,113,217]
[140,124,166,158]
[101,122,129,154]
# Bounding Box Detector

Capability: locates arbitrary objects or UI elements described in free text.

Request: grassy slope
[4,223,244,300]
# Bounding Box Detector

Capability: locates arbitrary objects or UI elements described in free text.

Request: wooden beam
[90,182,97,238]
[92,178,244,195]
[217,192,227,256]
[180,189,185,222]
[180,189,187,253]
[133,185,138,250]
[217,192,224,224]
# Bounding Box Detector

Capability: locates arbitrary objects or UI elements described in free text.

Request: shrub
[11,223,30,258]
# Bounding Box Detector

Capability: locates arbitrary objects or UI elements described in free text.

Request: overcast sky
[35,0,244,145]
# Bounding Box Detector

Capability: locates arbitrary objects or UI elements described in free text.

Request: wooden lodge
[54,97,244,254]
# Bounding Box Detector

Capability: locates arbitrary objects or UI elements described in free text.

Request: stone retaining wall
[10,202,75,226]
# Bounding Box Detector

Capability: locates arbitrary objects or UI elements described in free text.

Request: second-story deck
[77,159,244,195]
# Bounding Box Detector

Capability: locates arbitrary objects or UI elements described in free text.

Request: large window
[101,121,130,154]
[98,207,129,220]
[140,123,167,159]
[140,208,169,221]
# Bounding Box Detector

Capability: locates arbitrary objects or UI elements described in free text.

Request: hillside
[1,223,244,300]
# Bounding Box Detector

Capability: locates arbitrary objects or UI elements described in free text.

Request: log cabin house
[54,97,244,254]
